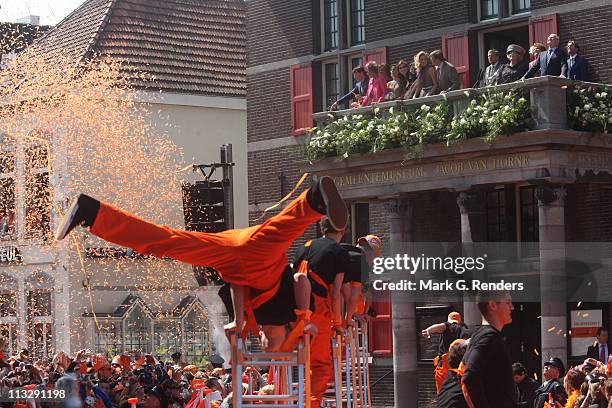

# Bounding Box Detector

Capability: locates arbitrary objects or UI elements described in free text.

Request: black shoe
[308,176,348,231]
[55,194,100,240]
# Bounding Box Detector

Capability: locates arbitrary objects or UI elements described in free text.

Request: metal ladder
[231,333,311,408]
[326,321,372,408]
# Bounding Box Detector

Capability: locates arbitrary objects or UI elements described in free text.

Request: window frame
[320,0,339,52]
[347,0,365,47]
[479,0,499,20]
[0,140,17,241]
[322,60,340,110]
[510,0,531,15]
[23,141,50,241]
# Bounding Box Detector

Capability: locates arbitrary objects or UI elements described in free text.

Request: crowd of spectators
[330,32,590,111]
[0,341,275,408]
[433,336,612,408]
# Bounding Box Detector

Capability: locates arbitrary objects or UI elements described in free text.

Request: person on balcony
[528,43,547,75]
[483,49,503,87]
[329,66,369,111]
[386,64,407,100]
[405,51,438,99]
[561,39,589,81]
[361,61,387,106]
[430,49,461,94]
[523,33,568,79]
[495,44,528,85]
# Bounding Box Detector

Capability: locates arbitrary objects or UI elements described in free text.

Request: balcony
[306,77,612,199]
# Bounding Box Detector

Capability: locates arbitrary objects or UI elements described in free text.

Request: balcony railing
[308,77,611,163]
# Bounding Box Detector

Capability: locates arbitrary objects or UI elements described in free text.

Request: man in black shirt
[422,312,470,391]
[461,291,516,408]
[293,217,350,408]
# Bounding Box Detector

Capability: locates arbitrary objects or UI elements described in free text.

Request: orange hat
[191,379,205,390]
[357,235,382,257]
[183,365,198,374]
[112,354,132,371]
[92,355,110,372]
[448,312,462,324]
[135,356,145,368]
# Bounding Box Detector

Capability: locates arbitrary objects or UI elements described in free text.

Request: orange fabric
[91,189,321,291]
[310,294,333,408]
[279,310,313,352]
[434,354,449,393]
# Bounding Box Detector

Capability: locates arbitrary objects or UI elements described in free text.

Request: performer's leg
[309,295,333,408]
[56,195,238,272]
[238,177,347,290]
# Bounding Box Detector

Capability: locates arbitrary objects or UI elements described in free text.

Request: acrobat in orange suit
[55,176,348,339]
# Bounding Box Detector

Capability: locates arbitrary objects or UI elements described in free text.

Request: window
[486,189,507,242]
[481,0,498,19]
[0,279,18,356]
[349,56,363,88]
[183,307,210,365]
[96,320,122,356]
[154,321,182,360]
[323,62,339,110]
[323,0,339,51]
[349,0,365,46]
[351,203,370,243]
[519,185,539,243]
[0,324,17,355]
[24,144,50,240]
[0,292,17,316]
[512,0,530,13]
[27,290,53,359]
[27,290,52,317]
[124,306,152,353]
[0,141,16,240]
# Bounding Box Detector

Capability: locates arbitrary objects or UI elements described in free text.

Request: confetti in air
[0,42,226,360]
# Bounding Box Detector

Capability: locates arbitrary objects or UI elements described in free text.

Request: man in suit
[330,66,369,110]
[523,33,568,79]
[561,39,589,81]
[483,49,503,87]
[430,49,460,94]
[534,358,567,408]
[587,327,609,362]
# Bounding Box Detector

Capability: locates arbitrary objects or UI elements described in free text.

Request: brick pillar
[536,185,567,367]
[386,199,417,408]
[456,191,486,327]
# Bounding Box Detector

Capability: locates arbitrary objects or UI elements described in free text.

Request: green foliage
[304,90,535,162]
[569,85,612,134]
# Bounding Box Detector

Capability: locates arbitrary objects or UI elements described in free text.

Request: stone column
[536,185,567,367]
[386,199,417,408]
[530,78,568,130]
[456,191,486,327]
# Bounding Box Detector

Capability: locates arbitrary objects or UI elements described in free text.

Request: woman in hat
[495,44,529,85]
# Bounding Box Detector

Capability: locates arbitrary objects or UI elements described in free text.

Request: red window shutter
[290,63,313,135]
[369,290,393,357]
[529,14,558,46]
[442,33,470,89]
[364,47,387,65]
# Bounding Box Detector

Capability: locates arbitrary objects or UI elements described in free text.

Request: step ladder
[325,321,372,408]
[231,333,311,408]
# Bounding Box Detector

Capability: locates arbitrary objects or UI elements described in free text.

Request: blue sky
[0,0,84,25]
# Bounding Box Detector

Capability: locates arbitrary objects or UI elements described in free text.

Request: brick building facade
[246,1,612,406]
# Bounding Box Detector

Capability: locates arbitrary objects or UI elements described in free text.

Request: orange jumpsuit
[309,294,334,408]
[90,189,321,293]
[295,250,339,408]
